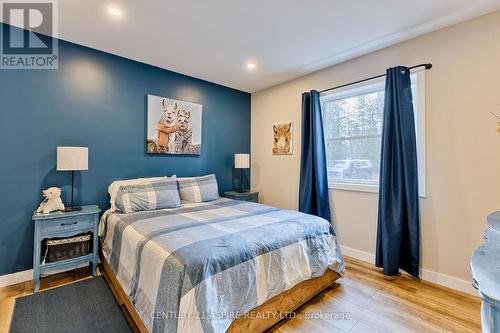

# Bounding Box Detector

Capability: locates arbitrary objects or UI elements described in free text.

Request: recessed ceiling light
[247,63,256,69]
[108,7,122,16]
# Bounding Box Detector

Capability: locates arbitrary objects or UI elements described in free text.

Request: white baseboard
[0,269,33,288]
[420,268,478,296]
[341,245,376,264]
[340,245,478,296]
[0,263,90,288]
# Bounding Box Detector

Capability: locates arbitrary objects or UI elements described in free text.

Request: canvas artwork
[147,95,202,155]
[272,121,293,155]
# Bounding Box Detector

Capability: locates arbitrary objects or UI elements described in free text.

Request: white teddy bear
[37,187,65,214]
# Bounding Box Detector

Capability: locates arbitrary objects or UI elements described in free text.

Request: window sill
[328,182,427,198]
[328,182,379,193]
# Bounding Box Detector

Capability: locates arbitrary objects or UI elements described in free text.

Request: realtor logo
[1,0,58,69]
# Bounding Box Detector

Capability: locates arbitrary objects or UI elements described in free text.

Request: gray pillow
[115,178,181,213]
[177,174,219,203]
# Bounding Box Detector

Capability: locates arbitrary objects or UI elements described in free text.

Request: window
[320,70,426,196]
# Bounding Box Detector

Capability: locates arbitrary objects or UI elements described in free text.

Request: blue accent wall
[0,25,251,276]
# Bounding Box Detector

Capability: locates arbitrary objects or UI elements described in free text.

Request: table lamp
[234,153,250,193]
[57,146,88,212]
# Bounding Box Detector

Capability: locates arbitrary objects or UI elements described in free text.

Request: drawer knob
[61,221,78,226]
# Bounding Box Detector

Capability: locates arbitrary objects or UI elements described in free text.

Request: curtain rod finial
[425,64,432,69]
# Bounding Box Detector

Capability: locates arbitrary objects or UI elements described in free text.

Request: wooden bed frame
[100,256,340,333]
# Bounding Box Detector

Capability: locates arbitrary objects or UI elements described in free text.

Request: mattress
[100,198,344,333]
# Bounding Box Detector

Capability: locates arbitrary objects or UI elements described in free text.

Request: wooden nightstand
[223,191,259,203]
[32,205,100,292]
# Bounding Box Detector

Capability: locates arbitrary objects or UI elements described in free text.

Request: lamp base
[63,206,82,213]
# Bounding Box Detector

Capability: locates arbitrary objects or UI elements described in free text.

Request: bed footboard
[100,255,340,333]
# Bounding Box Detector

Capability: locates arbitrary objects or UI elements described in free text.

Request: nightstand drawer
[232,194,258,202]
[41,215,93,236]
[223,191,259,203]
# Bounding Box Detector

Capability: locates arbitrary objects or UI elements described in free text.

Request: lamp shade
[234,154,250,169]
[57,147,89,171]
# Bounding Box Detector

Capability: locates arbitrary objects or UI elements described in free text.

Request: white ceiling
[9,1,500,92]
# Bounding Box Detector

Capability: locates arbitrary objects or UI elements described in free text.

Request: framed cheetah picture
[146,95,202,155]
[272,121,293,155]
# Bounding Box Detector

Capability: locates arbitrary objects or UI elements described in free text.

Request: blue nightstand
[223,191,259,203]
[32,205,100,292]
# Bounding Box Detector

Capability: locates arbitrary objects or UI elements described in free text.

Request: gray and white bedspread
[100,198,344,333]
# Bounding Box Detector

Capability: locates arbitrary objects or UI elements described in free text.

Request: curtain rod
[318,63,432,94]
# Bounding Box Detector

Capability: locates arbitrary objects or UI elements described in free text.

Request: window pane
[322,89,384,184]
[320,73,424,194]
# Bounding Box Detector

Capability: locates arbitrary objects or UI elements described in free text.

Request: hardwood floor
[268,257,481,333]
[0,257,481,333]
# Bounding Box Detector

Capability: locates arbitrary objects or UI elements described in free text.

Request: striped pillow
[108,176,171,211]
[177,174,219,203]
[115,178,181,213]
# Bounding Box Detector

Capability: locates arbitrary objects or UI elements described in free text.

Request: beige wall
[251,10,500,282]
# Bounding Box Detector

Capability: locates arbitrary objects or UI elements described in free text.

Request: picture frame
[146,95,202,155]
[272,121,293,155]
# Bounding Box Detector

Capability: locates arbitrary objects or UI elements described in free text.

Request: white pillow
[108,175,176,211]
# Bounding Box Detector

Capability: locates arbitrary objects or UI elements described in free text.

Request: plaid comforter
[100,198,344,333]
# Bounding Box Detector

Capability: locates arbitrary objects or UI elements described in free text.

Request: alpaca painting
[272,121,293,155]
[147,95,202,155]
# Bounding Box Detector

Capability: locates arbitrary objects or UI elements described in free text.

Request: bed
[99,197,344,333]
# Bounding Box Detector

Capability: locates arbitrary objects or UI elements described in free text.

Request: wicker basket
[42,233,92,263]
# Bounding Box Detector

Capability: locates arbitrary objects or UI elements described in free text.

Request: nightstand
[32,205,100,292]
[223,191,259,203]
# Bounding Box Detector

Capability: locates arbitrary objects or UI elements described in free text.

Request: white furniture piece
[471,211,500,333]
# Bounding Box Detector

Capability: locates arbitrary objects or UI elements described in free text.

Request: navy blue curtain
[376,67,420,278]
[299,90,331,222]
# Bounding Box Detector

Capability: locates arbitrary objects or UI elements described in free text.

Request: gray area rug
[9,277,132,333]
